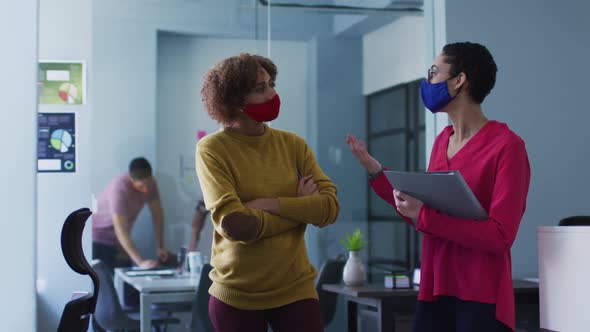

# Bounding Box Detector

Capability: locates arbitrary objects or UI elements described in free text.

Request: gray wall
[363,16,425,94]
[445,0,590,278]
[0,0,37,329]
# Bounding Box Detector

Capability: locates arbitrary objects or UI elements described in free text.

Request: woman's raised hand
[346,134,382,174]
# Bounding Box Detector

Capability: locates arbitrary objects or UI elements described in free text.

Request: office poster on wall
[37,113,76,173]
[38,61,85,105]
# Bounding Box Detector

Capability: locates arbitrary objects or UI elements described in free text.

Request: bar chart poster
[38,61,85,105]
[37,113,76,173]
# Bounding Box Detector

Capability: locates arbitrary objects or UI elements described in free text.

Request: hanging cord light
[266,0,271,58]
[257,0,423,16]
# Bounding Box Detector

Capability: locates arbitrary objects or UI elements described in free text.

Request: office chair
[190,263,214,332]
[558,215,590,226]
[316,258,346,327]
[57,208,99,332]
[93,260,180,332]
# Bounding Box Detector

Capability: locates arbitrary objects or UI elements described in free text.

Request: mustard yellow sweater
[195,125,339,310]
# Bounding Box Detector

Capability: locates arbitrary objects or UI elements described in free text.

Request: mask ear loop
[452,74,465,97]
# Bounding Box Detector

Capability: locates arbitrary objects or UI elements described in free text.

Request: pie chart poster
[38,62,84,105]
[37,113,76,173]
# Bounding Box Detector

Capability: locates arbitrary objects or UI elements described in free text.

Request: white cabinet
[538,226,590,332]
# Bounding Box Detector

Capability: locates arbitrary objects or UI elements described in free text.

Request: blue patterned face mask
[420,79,456,113]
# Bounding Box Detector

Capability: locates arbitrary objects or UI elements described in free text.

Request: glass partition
[37,1,427,329]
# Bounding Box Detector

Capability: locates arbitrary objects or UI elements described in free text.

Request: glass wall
[37,1,427,330]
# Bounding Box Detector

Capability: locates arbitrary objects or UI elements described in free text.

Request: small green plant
[341,228,366,251]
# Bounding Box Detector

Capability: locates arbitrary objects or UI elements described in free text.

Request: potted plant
[340,228,366,286]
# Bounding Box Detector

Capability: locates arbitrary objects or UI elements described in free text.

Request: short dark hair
[201,53,278,125]
[129,157,152,180]
[442,42,497,104]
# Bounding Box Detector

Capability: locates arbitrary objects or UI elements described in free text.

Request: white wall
[444,0,590,278]
[363,15,425,94]
[0,1,38,330]
[37,0,93,330]
[91,20,158,194]
[332,0,403,36]
[155,34,308,256]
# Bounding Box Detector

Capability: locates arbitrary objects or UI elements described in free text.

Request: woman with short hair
[348,42,531,332]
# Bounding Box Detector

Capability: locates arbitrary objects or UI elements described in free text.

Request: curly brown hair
[201,53,278,125]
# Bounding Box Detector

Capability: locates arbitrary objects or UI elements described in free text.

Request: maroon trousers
[209,296,324,332]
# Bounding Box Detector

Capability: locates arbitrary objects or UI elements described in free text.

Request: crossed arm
[196,148,304,244]
[195,142,339,244]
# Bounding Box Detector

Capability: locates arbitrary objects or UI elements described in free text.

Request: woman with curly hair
[195,53,339,332]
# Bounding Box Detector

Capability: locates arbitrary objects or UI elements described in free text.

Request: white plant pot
[343,250,366,286]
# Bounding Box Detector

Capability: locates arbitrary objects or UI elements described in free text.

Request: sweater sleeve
[416,140,531,254]
[368,167,414,227]
[196,146,301,243]
[277,137,339,228]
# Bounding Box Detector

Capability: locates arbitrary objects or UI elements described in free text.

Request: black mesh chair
[190,263,214,332]
[558,216,590,226]
[93,260,180,332]
[316,258,346,328]
[57,208,99,332]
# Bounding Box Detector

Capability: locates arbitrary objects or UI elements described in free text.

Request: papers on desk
[384,170,489,220]
[384,274,411,289]
[125,269,176,277]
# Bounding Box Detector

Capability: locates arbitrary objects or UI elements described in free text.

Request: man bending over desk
[92,157,170,272]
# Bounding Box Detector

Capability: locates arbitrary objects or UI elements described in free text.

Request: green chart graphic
[50,129,73,153]
[38,62,84,105]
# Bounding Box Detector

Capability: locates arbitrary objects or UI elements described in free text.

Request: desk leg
[140,293,152,332]
[378,300,395,332]
[113,271,125,305]
[346,299,358,332]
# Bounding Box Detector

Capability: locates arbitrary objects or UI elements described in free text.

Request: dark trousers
[92,241,133,273]
[92,242,139,307]
[413,296,512,332]
[209,296,324,332]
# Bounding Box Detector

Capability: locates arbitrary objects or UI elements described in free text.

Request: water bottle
[177,246,187,273]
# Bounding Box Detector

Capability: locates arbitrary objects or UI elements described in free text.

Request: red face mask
[243,94,281,122]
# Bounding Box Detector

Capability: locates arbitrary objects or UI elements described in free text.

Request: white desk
[114,268,199,332]
[538,226,590,332]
